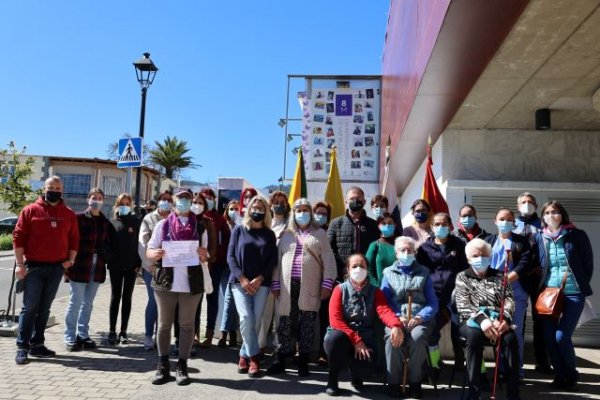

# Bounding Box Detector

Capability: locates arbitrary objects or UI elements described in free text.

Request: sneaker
[108,331,119,345]
[15,349,29,365]
[351,378,364,390]
[66,342,80,352]
[549,376,566,389]
[119,332,129,344]
[29,346,56,358]
[152,356,171,385]
[248,356,261,378]
[238,356,249,373]
[77,336,97,349]
[144,336,155,351]
[175,359,191,386]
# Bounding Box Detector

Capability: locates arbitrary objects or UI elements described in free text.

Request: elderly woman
[535,201,593,391]
[455,238,519,400]
[267,198,336,376]
[324,253,404,397]
[380,236,438,398]
[228,195,277,378]
[146,187,208,386]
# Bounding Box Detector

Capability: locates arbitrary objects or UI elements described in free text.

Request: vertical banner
[302,87,380,182]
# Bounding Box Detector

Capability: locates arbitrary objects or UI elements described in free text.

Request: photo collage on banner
[302,88,380,182]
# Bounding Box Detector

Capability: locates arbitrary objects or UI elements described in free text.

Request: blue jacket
[535,227,593,297]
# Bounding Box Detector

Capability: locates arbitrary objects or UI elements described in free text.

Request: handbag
[535,271,568,319]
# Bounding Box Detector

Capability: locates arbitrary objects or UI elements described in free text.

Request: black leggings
[324,328,374,379]
[109,269,137,333]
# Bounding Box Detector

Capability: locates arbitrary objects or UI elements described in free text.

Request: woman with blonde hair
[107,192,141,345]
[227,195,277,378]
[267,198,337,376]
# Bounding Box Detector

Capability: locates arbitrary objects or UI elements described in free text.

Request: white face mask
[350,266,368,283]
[190,204,204,215]
[519,203,535,217]
[544,214,561,230]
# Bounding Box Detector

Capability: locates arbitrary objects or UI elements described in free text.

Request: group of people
[11,176,593,400]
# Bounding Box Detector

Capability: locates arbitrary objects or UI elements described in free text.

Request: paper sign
[161,240,199,268]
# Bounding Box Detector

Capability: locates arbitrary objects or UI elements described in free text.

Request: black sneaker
[119,332,129,344]
[549,376,566,389]
[15,349,29,365]
[66,342,80,352]
[77,336,97,349]
[108,332,119,345]
[29,346,56,358]
[175,359,191,386]
[386,384,401,398]
[408,382,423,399]
[351,378,364,390]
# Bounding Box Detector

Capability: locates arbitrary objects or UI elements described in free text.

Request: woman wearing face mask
[366,213,399,288]
[267,198,336,376]
[455,204,491,244]
[64,188,113,351]
[138,190,173,350]
[416,212,467,373]
[313,201,332,230]
[313,200,333,364]
[402,199,433,249]
[107,193,142,345]
[324,253,404,396]
[535,201,593,391]
[484,207,530,381]
[370,194,389,221]
[239,187,258,216]
[218,200,241,347]
[380,236,438,398]
[227,195,277,378]
[455,238,520,400]
[146,187,209,385]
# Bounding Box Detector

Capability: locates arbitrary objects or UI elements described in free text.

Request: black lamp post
[133,52,158,206]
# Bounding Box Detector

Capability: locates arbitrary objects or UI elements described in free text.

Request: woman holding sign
[146,187,209,386]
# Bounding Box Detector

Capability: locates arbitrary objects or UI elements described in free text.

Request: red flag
[421,142,449,214]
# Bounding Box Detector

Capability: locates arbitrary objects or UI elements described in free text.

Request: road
[0,256,70,319]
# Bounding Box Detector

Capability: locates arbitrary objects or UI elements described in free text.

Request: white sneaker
[144,336,154,350]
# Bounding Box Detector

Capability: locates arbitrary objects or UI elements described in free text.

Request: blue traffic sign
[117,137,143,168]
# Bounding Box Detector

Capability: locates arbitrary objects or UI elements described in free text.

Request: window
[61,174,92,195]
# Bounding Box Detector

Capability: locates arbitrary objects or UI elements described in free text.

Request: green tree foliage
[0,141,38,215]
[148,136,197,179]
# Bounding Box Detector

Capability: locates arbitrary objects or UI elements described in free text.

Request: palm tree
[148,135,197,179]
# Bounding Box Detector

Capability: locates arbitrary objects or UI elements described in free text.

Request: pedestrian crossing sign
[117,137,143,168]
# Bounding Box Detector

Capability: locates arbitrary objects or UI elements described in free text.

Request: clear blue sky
[0,1,389,188]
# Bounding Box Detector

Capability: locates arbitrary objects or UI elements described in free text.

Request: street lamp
[133,52,158,206]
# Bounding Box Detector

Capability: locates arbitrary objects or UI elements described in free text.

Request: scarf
[162,212,199,241]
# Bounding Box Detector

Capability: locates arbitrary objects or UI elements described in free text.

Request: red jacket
[329,283,401,345]
[13,197,79,264]
[205,209,231,266]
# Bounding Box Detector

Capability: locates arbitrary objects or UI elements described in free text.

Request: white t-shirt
[147,217,208,293]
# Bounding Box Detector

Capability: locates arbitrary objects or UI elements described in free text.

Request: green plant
[0,233,13,251]
[0,141,38,215]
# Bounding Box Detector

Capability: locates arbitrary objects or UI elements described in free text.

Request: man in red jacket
[12,175,79,365]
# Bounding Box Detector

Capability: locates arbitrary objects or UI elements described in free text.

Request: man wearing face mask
[13,175,79,364]
[327,187,380,281]
[455,205,491,244]
[455,238,520,400]
[64,187,113,352]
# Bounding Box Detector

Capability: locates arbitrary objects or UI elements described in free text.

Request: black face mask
[45,191,62,203]
[250,212,266,223]
[348,199,364,212]
[273,204,287,215]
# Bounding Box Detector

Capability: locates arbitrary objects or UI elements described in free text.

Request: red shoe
[248,356,261,378]
[238,356,249,373]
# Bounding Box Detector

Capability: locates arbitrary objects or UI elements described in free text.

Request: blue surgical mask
[460,216,476,230]
[469,256,491,273]
[497,220,513,234]
[175,198,192,213]
[380,224,395,238]
[372,207,387,219]
[158,200,171,212]
[295,211,311,226]
[118,205,131,215]
[314,214,328,227]
[228,210,239,221]
[414,211,428,223]
[433,225,449,239]
[206,199,214,210]
[397,252,415,266]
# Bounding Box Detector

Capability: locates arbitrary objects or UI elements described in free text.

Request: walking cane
[402,290,413,395]
[490,248,511,400]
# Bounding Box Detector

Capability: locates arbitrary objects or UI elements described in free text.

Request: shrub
[0,233,13,251]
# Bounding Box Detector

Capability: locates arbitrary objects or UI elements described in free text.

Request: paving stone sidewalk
[1,280,600,400]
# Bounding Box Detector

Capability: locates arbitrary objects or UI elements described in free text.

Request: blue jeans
[542,293,585,381]
[205,265,223,331]
[219,273,238,333]
[231,283,269,358]
[142,268,157,338]
[64,260,100,343]
[511,282,528,377]
[17,264,64,350]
